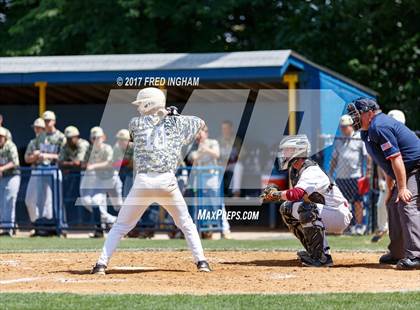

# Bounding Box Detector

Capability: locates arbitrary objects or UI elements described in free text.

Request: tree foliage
[1,0,419,127]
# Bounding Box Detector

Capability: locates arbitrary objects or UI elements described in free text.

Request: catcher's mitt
[260,184,282,202]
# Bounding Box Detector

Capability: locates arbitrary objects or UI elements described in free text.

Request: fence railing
[1,166,224,235]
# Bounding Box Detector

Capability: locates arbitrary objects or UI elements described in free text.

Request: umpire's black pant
[387,165,420,259]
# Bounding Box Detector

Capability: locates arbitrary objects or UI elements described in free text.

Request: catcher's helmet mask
[277,135,311,170]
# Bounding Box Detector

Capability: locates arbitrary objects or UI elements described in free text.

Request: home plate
[113,266,158,271]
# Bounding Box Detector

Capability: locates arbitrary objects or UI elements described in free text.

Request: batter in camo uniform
[80,126,117,227]
[25,111,66,235]
[92,87,211,274]
[0,127,20,236]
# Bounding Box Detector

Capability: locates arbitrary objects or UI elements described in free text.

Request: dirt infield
[1,251,419,294]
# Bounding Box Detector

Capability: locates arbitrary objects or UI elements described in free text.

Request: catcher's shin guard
[302,225,325,260]
[279,202,310,252]
[297,201,327,260]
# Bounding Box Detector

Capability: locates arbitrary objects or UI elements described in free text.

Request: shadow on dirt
[222,260,396,269]
[222,259,300,267]
[55,269,188,275]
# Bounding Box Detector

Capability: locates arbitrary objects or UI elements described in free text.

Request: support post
[35,81,48,117]
[283,73,299,135]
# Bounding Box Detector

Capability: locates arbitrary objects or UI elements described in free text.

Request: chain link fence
[320,134,374,235]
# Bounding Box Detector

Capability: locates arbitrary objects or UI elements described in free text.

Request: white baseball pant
[79,172,117,224]
[0,175,21,229]
[97,172,206,266]
[25,169,61,222]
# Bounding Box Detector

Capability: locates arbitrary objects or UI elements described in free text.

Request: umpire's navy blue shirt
[360,112,420,179]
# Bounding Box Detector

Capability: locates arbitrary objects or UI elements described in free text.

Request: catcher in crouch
[261,135,352,267]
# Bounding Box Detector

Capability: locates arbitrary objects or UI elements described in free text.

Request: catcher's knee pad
[297,201,319,225]
[279,201,296,224]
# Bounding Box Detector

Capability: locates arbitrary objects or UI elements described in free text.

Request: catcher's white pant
[97,172,206,266]
[289,202,352,250]
[290,202,352,233]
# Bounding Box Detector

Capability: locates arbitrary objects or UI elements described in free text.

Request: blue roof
[0,50,376,95]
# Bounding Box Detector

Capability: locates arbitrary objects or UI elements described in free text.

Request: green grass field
[1,292,419,310]
[0,234,389,253]
[2,235,417,309]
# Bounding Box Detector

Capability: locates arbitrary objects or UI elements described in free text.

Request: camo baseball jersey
[24,138,37,162]
[59,138,90,162]
[34,130,66,165]
[112,142,134,173]
[129,115,203,173]
[84,143,114,179]
[0,140,20,176]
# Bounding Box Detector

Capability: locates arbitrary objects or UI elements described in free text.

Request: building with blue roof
[0,50,376,152]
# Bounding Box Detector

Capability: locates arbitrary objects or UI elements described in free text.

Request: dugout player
[80,126,117,237]
[0,127,20,236]
[59,126,90,171]
[261,135,352,267]
[91,87,211,274]
[347,98,420,270]
[112,129,134,196]
[59,126,90,222]
[25,111,66,236]
[0,114,12,141]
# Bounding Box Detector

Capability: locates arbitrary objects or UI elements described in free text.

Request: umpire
[347,98,420,270]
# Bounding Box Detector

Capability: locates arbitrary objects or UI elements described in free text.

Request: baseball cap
[42,110,56,121]
[388,109,406,124]
[116,129,130,140]
[64,126,80,138]
[0,127,7,137]
[340,114,353,126]
[32,118,46,128]
[90,126,104,138]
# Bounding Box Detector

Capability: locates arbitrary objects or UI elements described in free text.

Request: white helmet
[132,87,166,115]
[388,109,406,124]
[277,135,311,170]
